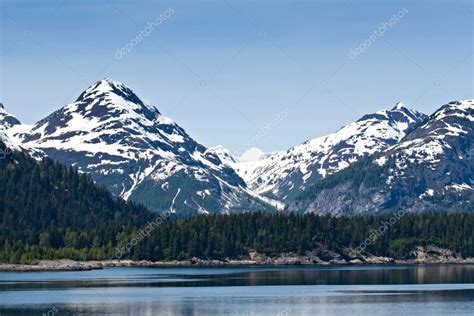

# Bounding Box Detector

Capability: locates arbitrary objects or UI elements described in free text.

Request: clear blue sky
[1,0,472,154]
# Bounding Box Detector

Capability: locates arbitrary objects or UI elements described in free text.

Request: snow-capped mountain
[234,103,428,201]
[385,99,474,203]
[0,103,30,151]
[288,99,474,215]
[3,79,471,217]
[16,79,272,215]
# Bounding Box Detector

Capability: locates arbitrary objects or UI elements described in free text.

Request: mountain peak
[207,145,237,164]
[0,103,21,129]
[389,101,426,118]
[392,101,406,110]
[94,78,127,91]
[75,78,147,108]
[357,103,427,126]
[85,78,125,93]
[65,79,164,125]
[445,99,474,111]
[101,77,121,84]
[208,145,232,156]
[23,78,173,154]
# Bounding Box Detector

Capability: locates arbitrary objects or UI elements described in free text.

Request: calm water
[0,265,473,315]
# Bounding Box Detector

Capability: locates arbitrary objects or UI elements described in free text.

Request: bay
[0,264,473,315]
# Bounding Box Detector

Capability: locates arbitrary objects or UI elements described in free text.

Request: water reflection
[0,264,472,290]
[0,265,473,315]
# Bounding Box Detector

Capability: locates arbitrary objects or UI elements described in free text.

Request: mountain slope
[0,141,155,262]
[0,104,26,151]
[19,79,272,215]
[289,99,474,216]
[234,103,428,201]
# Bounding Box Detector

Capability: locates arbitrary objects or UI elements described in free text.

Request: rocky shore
[1,246,473,272]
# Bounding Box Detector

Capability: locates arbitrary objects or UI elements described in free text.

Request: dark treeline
[130,212,474,261]
[0,143,473,263]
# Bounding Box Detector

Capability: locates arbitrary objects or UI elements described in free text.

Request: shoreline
[2,255,474,272]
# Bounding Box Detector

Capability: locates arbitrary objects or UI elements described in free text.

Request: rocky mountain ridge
[2,79,471,216]
[288,100,474,215]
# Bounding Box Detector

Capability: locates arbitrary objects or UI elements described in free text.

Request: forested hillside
[1,142,472,263]
[0,142,154,262]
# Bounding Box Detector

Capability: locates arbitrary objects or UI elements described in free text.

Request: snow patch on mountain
[240,147,265,162]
